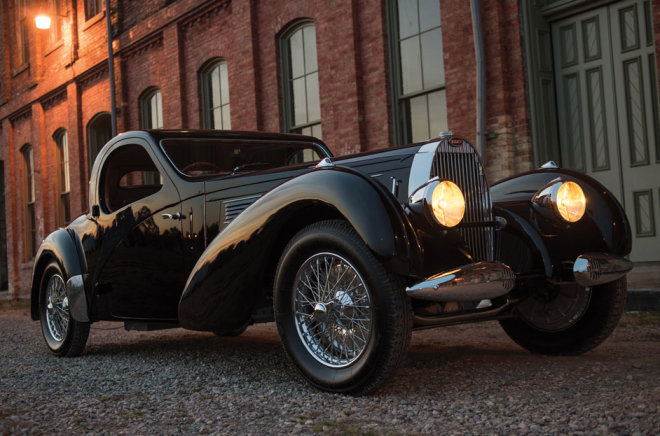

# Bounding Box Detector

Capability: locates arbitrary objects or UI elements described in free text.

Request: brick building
[0,0,659,298]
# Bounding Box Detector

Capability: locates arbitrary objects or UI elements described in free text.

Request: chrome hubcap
[293,253,372,368]
[517,284,591,332]
[45,274,69,342]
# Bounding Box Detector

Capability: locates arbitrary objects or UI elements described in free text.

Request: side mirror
[92,205,100,218]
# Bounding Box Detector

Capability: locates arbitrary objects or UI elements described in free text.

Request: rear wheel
[500,278,627,355]
[274,220,412,395]
[38,261,90,357]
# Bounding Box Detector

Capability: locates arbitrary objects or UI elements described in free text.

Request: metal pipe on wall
[105,0,117,137]
[470,0,486,165]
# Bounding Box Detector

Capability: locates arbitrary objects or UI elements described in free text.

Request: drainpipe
[105,0,117,137]
[470,0,486,165]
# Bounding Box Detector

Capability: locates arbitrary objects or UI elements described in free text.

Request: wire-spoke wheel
[38,261,90,357]
[45,274,69,342]
[500,278,627,355]
[293,253,373,368]
[274,220,411,395]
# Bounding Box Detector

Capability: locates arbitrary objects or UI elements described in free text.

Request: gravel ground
[1,302,659,436]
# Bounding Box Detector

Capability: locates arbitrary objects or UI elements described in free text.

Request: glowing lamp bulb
[35,14,52,29]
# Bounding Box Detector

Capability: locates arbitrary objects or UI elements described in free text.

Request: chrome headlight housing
[532,179,586,223]
[409,177,465,227]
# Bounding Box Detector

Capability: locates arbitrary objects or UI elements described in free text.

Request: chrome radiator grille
[430,138,494,262]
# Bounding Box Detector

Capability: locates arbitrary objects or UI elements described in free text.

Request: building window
[21,145,36,260]
[87,112,112,177]
[54,130,70,226]
[85,0,103,20]
[15,0,29,67]
[50,0,65,46]
[388,0,447,144]
[281,21,322,139]
[140,88,163,129]
[200,60,231,130]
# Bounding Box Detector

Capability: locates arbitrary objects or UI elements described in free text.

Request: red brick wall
[0,0,537,297]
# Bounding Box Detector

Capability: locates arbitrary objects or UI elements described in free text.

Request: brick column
[315,0,365,155]
[67,81,86,216]
[162,26,185,128]
[230,0,261,130]
[31,102,50,243]
[2,119,19,298]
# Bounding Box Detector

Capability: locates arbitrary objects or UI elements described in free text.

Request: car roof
[142,129,322,144]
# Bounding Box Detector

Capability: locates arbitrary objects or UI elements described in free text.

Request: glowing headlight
[431,181,465,227]
[556,181,586,222]
[532,179,586,223]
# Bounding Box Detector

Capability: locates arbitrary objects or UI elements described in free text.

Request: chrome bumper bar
[406,262,515,302]
[573,253,633,287]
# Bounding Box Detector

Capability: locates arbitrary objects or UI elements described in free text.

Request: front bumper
[406,261,515,302]
[573,253,633,287]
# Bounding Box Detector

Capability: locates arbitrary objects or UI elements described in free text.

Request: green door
[553,0,660,262]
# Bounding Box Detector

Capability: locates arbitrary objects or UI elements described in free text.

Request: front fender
[491,168,632,277]
[30,229,87,321]
[178,166,423,332]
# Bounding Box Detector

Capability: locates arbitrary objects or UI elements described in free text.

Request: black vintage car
[31,130,633,394]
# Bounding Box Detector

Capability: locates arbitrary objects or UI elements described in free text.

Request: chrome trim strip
[406,261,515,302]
[407,141,440,198]
[573,253,633,287]
[66,274,89,323]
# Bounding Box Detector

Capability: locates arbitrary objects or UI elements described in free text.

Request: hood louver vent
[223,195,262,224]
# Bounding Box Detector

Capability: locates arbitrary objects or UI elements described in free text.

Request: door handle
[161,212,186,220]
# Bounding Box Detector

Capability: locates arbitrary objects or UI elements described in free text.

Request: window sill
[12,63,29,77]
[83,11,106,31]
[45,41,64,57]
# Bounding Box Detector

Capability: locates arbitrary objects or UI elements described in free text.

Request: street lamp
[35,3,117,137]
[34,8,67,29]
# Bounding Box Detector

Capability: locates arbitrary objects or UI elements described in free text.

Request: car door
[93,138,186,320]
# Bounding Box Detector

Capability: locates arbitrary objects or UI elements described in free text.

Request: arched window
[87,112,112,175]
[140,88,163,129]
[54,129,70,225]
[281,21,322,139]
[387,0,447,144]
[200,59,231,130]
[21,144,36,259]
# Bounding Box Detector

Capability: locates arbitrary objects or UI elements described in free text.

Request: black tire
[274,220,412,395]
[500,278,627,355]
[38,260,90,357]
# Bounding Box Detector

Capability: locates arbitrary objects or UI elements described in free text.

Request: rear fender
[178,166,423,332]
[30,229,88,321]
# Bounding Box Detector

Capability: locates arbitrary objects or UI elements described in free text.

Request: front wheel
[500,278,627,355]
[38,261,90,357]
[274,220,412,395]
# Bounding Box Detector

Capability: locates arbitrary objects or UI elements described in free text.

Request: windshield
[160,139,324,178]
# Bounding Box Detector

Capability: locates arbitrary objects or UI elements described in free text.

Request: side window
[101,144,163,213]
